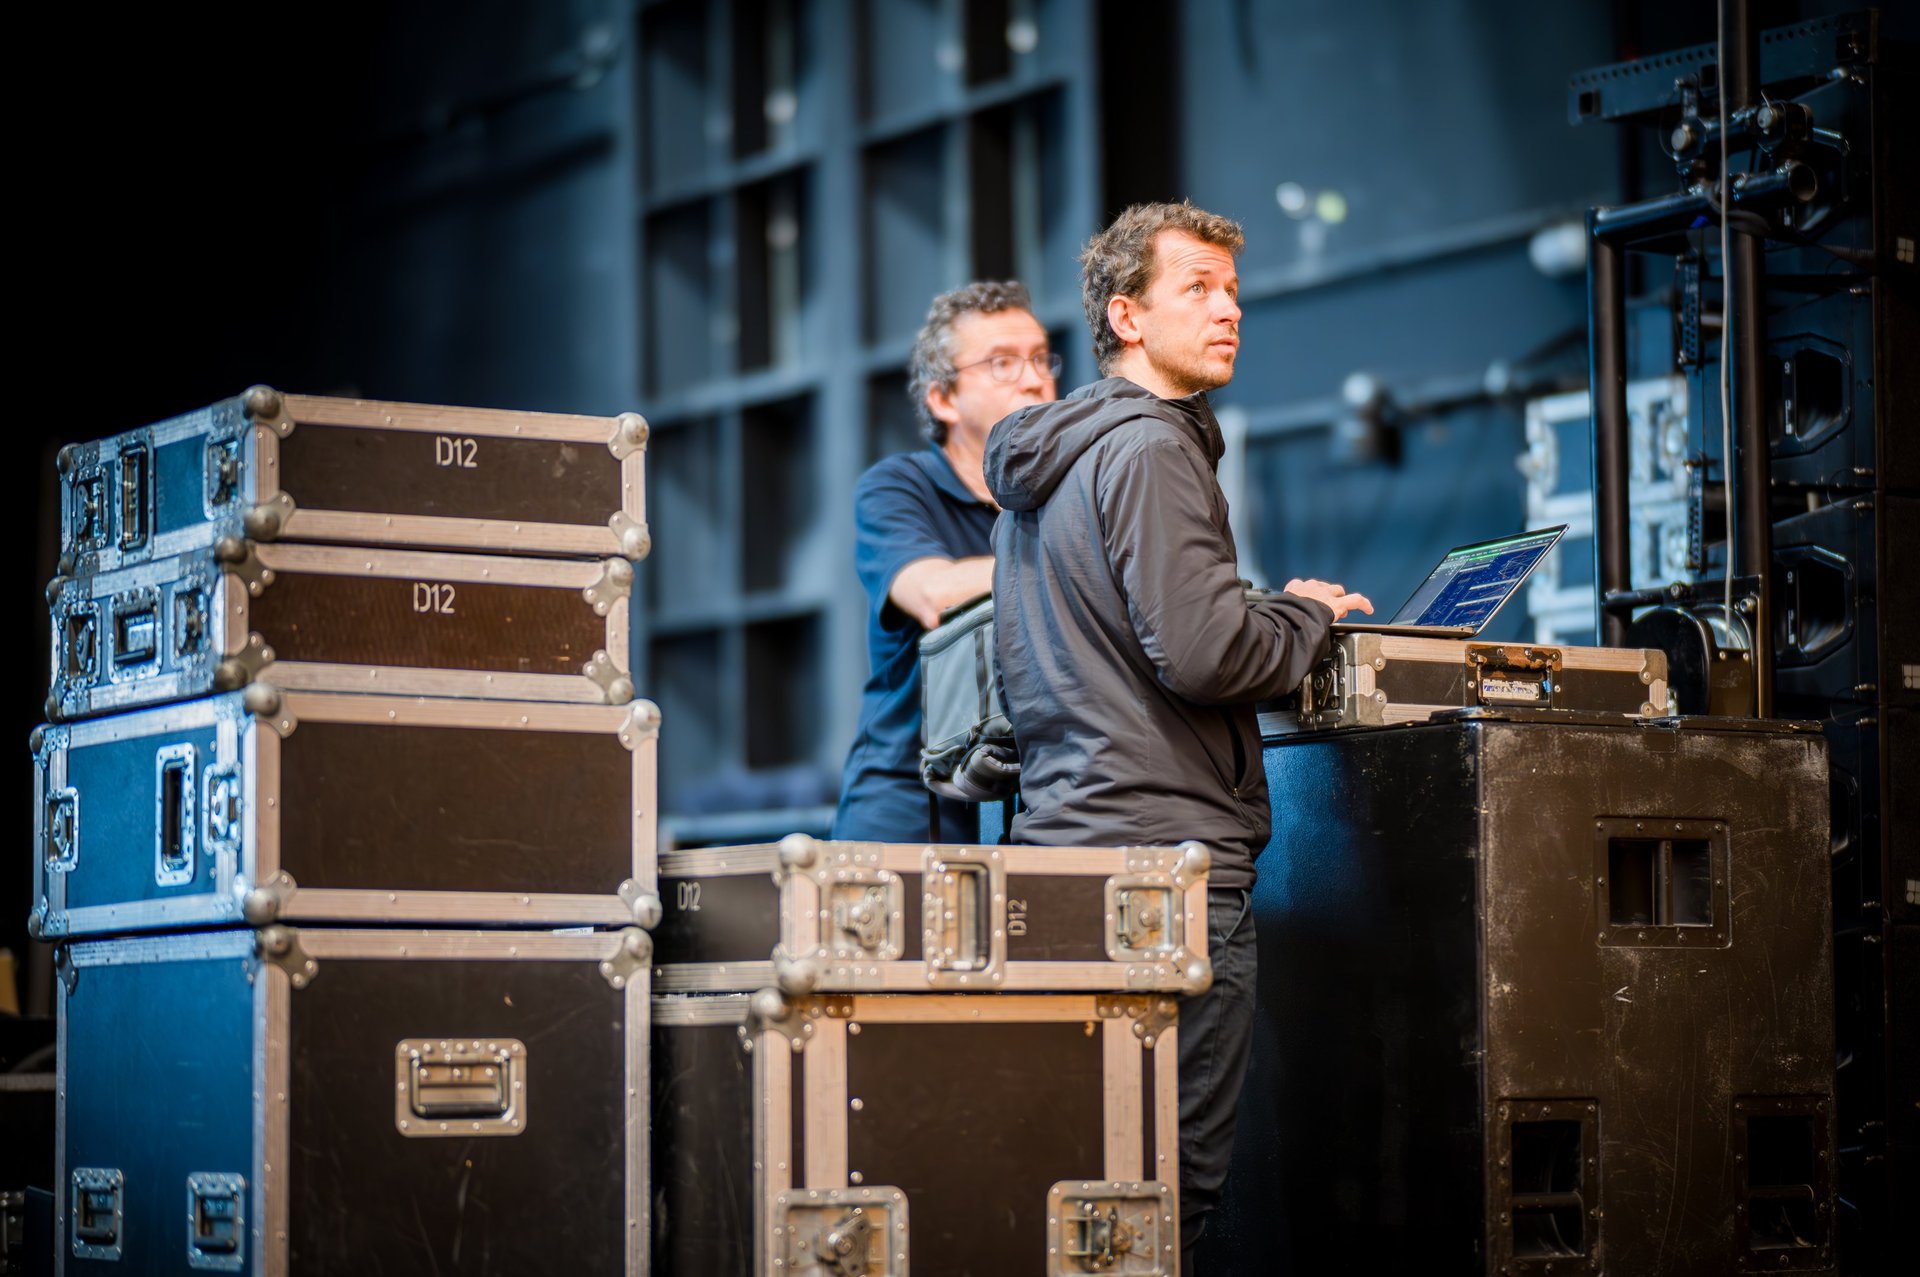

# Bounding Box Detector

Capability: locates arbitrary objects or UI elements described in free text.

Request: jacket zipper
[1221,707,1247,797]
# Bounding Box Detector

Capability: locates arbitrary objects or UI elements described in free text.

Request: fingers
[1279,580,1373,620]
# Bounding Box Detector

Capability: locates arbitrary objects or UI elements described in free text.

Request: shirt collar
[925,444,993,507]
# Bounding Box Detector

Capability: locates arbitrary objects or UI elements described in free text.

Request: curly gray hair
[1079,202,1245,375]
[908,280,1035,444]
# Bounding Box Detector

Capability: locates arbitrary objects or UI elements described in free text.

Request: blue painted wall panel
[1175,0,1618,280]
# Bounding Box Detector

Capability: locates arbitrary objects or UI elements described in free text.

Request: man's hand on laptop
[1283,579,1374,621]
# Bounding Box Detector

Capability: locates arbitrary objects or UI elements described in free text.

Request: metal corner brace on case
[598,927,652,990]
[1095,994,1180,1051]
[255,925,318,989]
[608,412,652,558]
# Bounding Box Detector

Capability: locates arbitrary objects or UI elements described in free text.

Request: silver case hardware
[394,1039,528,1139]
[185,1171,247,1272]
[1047,1181,1176,1275]
[69,1167,124,1261]
[774,1187,910,1277]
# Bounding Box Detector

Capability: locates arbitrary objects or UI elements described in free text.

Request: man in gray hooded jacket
[984,201,1372,1270]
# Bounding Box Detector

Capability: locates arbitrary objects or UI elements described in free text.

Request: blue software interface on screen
[1389,529,1565,630]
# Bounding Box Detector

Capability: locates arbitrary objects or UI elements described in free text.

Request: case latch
[1466,643,1564,708]
[776,1187,909,1277]
[72,467,107,551]
[186,1172,246,1271]
[61,606,100,688]
[1112,886,1169,952]
[395,1039,527,1137]
[1048,1181,1175,1275]
[205,438,242,510]
[830,878,904,959]
[175,587,210,656]
[70,1167,124,1261]
[205,764,243,853]
[45,787,79,874]
[922,849,1006,987]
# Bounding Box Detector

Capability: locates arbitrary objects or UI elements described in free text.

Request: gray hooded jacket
[984,377,1334,887]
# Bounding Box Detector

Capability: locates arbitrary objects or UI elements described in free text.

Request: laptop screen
[1387,526,1567,630]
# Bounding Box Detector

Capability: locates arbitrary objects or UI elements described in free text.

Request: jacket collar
[1116,379,1225,469]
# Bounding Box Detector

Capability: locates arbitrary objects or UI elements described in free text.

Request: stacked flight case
[33,387,660,1275]
[649,834,1211,1275]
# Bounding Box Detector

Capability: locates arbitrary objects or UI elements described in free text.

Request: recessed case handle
[395,1039,527,1137]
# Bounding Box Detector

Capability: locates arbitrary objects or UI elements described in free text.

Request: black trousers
[1178,886,1258,1276]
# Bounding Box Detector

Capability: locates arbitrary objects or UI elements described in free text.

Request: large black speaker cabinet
[1771,492,1918,709]
[1689,277,1919,495]
[1888,924,1919,1220]
[1679,39,1918,497]
[1204,713,1835,1276]
[1795,702,1918,926]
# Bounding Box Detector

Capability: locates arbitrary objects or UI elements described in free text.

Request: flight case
[47,541,634,720]
[652,990,1180,1276]
[32,689,661,939]
[1277,634,1670,730]
[652,835,1212,995]
[58,927,651,1275]
[57,385,649,573]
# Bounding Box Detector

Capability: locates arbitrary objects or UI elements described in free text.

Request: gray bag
[917,594,1019,802]
[921,587,1286,804]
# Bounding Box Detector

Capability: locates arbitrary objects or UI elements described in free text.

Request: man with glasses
[830,280,1061,842]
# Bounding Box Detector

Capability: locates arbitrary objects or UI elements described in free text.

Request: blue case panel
[64,719,224,914]
[63,936,256,1274]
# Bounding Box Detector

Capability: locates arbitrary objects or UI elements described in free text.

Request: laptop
[1327,525,1568,639]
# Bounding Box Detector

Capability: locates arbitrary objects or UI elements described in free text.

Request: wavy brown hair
[1080,202,1244,375]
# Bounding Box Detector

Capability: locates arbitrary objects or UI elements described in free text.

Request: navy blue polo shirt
[832,447,998,842]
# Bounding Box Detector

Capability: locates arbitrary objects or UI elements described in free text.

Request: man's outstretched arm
[889,555,994,630]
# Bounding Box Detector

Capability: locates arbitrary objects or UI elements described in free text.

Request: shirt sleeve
[1099,435,1333,704]
[853,458,964,631]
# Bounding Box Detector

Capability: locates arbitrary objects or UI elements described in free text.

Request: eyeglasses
[954,351,1064,383]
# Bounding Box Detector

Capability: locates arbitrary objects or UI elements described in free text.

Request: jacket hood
[984,377,1224,512]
